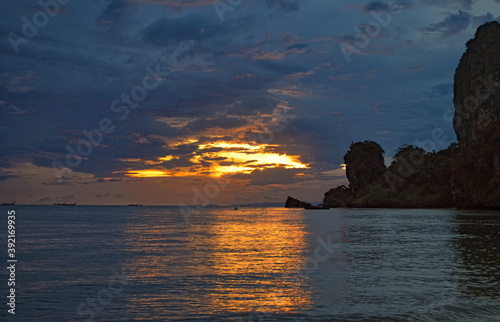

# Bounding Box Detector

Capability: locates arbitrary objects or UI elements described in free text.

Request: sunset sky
[1,0,499,205]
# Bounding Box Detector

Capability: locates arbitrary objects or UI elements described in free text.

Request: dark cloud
[186,115,248,133]
[141,14,256,47]
[362,1,388,13]
[97,0,130,27]
[423,0,473,10]
[421,10,496,37]
[264,0,300,12]
[142,15,214,46]
[0,175,19,182]
[232,167,303,186]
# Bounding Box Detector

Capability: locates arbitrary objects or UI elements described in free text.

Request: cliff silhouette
[321,21,500,209]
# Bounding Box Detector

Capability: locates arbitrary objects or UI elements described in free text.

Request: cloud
[141,14,256,48]
[0,71,37,93]
[3,105,26,115]
[185,115,248,133]
[142,15,214,46]
[421,10,496,37]
[232,167,303,186]
[0,175,19,182]
[267,87,310,97]
[362,1,388,13]
[97,0,130,27]
[422,0,473,10]
[251,47,307,61]
[264,0,300,12]
[329,73,356,82]
[129,0,215,8]
[285,67,318,80]
[234,73,257,80]
[399,65,423,73]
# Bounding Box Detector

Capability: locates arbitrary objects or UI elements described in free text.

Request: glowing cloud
[121,141,309,178]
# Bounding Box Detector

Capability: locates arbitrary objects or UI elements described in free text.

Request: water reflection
[122,207,312,319]
[205,209,311,314]
[453,211,500,298]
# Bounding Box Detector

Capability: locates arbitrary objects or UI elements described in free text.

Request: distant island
[288,21,500,210]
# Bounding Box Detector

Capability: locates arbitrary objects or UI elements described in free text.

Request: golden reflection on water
[205,209,312,314]
[122,208,312,317]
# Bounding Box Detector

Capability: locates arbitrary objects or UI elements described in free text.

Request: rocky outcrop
[452,21,500,209]
[323,185,352,208]
[285,196,312,208]
[344,141,386,195]
[319,22,500,210]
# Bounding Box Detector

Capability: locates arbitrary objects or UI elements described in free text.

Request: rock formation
[452,21,500,209]
[285,196,312,208]
[453,21,500,147]
[344,141,386,196]
[317,22,500,210]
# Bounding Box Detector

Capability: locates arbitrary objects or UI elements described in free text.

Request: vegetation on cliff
[323,141,457,208]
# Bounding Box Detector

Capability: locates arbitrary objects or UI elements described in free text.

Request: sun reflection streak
[121,208,312,318]
[205,209,312,314]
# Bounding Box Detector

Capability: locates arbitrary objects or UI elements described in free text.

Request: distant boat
[1,201,15,206]
[54,202,77,206]
[127,204,142,206]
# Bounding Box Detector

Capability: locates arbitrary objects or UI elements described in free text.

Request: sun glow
[121,141,309,178]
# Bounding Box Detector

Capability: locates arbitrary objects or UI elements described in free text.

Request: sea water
[0,206,499,321]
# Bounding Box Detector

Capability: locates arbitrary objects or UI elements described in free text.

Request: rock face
[285,196,312,208]
[452,21,500,209]
[454,21,500,147]
[323,185,351,208]
[344,141,386,195]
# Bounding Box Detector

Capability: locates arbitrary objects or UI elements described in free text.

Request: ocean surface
[1,206,500,321]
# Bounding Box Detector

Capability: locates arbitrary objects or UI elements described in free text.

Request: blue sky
[0,0,499,205]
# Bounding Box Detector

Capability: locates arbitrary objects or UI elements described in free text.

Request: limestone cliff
[454,21,500,147]
[320,22,500,209]
[452,21,500,208]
